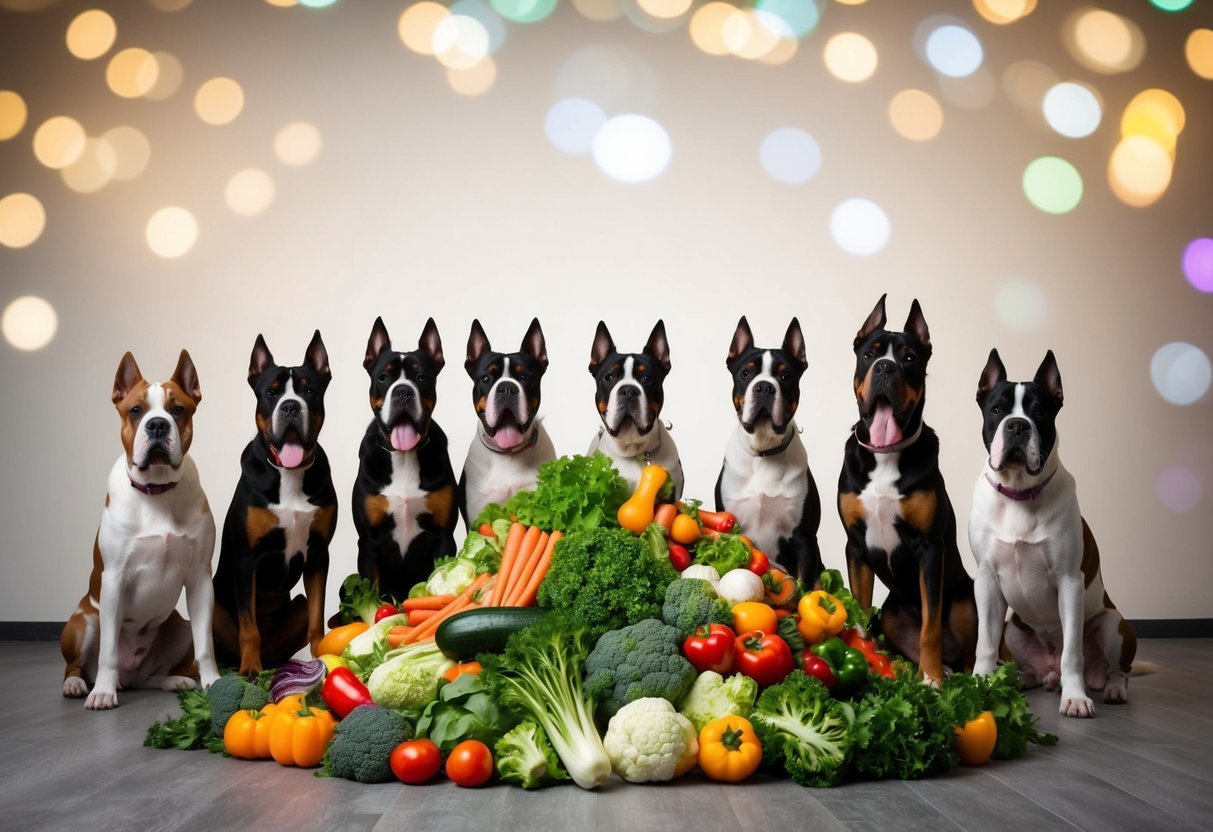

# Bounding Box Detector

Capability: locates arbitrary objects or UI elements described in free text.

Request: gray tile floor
[3,638,1211,832]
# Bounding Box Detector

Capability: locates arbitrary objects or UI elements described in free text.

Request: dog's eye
[780,373,789,381]
[740,369,751,379]
[416,373,427,383]
[174,405,185,415]
[991,406,1001,415]
[303,388,315,399]
[604,373,614,383]
[378,373,388,384]
[516,373,530,383]
[130,406,142,417]
[640,374,652,384]
[903,353,914,363]
[480,373,492,384]
[863,351,873,361]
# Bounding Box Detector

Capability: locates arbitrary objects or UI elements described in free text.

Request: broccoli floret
[750,672,855,788]
[206,674,250,736]
[494,720,570,789]
[662,578,734,638]
[538,527,678,635]
[239,682,269,713]
[584,619,697,720]
[678,671,759,733]
[319,704,410,783]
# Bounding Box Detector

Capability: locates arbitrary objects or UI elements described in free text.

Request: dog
[586,320,684,499]
[212,331,337,676]
[353,317,458,602]
[970,349,1136,717]
[837,295,977,683]
[459,318,556,526]
[715,316,822,583]
[61,350,220,710]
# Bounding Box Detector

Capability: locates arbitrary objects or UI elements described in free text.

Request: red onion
[270,659,327,703]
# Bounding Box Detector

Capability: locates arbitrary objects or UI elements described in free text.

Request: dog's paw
[63,676,88,698]
[84,689,119,710]
[160,675,198,692]
[1102,678,1129,704]
[1042,671,1060,691]
[1061,694,1095,718]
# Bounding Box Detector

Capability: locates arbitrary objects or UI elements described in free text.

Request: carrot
[654,503,678,533]
[505,531,548,607]
[492,523,526,607]
[407,608,439,626]
[401,594,455,612]
[403,573,492,643]
[386,625,413,648]
[478,522,496,538]
[512,530,561,607]
[501,526,542,603]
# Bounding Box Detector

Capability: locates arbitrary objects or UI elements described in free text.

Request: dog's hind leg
[144,610,200,692]
[1089,609,1135,704]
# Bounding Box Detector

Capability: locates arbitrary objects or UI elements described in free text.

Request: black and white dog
[970,349,1136,717]
[586,320,684,498]
[715,317,822,583]
[459,318,556,525]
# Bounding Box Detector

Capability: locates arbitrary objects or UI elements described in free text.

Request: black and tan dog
[352,317,458,602]
[213,331,337,676]
[837,295,977,683]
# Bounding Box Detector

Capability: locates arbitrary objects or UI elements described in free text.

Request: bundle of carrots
[384,522,561,648]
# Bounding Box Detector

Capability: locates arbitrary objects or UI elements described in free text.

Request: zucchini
[435,607,550,659]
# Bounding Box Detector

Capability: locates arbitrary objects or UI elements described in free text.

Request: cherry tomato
[747,550,770,576]
[374,603,399,623]
[731,601,778,636]
[445,739,494,787]
[391,739,442,784]
[668,543,692,572]
[733,631,794,686]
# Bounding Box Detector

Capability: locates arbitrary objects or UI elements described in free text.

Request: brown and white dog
[61,351,220,709]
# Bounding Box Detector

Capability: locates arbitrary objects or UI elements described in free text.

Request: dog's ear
[1034,349,1063,408]
[248,335,273,387]
[521,317,548,370]
[728,316,753,366]
[854,294,887,348]
[783,317,807,368]
[645,320,671,372]
[364,317,391,372]
[113,352,145,405]
[465,319,490,375]
[171,349,202,404]
[904,299,931,352]
[977,348,1006,406]
[304,330,331,380]
[589,321,614,374]
[419,317,444,372]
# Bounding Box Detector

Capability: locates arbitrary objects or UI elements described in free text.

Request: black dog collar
[130,477,179,496]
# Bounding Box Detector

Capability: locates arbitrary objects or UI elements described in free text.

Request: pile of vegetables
[143,456,1056,791]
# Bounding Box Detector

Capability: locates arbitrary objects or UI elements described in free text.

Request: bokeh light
[925,24,983,78]
[102,126,151,181]
[1188,29,1213,80]
[1108,136,1172,208]
[433,14,490,70]
[830,198,890,256]
[144,51,183,101]
[555,44,657,114]
[274,121,323,166]
[723,9,782,61]
[195,77,244,125]
[0,193,46,249]
[151,0,193,9]
[65,9,116,60]
[265,0,299,6]
[2,296,58,352]
[994,278,1050,332]
[0,91,27,140]
[973,0,1036,25]
[32,116,86,169]
[1022,156,1082,215]
[573,0,623,22]
[637,0,692,20]
[1154,466,1202,513]
[545,98,607,155]
[447,56,498,95]
[1121,89,1184,154]
[1065,8,1145,74]
[758,31,799,66]
[888,89,943,141]
[759,127,822,185]
[1042,82,1101,138]
[689,2,735,56]
[399,2,450,55]
[225,169,276,216]
[106,48,160,98]
[60,137,117,194]
[591,114,672,184]
[146,207,199,259]
[755,0,822,39]
[1002,60,1058,115]
[1183,238,1213,294]
[451,1,506,55]
[491,0,556,25]
[1149,0,1194,11]
[299,0,340,7]
[823,33,878,83]
[1150,342,1212,406]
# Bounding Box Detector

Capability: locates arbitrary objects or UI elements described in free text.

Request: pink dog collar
[985,470,1055,501]
[130,477,179,496]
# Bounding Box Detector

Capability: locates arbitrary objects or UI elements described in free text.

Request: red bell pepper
[684,623,736,674]
[321,666,374,718]
[668,543,692,572]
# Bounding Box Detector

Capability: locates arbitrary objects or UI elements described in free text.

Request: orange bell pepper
[224,704,279,760]
[268,694,336,767]
[698,716,763,782]
[796,590,848,645]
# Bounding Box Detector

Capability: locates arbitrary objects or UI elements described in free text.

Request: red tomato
[747,550,770,576]
[733,631,794,686]
[374,604,399,623]
[446,739,494,787]
[668,543,692,572]
[391,739,442,784]
[683,623,736,674]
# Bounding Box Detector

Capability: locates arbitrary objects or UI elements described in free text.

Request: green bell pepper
[809,637,868,696]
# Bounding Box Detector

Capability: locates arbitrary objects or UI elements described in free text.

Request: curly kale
[584,618,697,720]
[537,527,678,635]
[850,670,959,780]
[751,672,855,787]
[940,662,1058,760]
[662,578,734,638]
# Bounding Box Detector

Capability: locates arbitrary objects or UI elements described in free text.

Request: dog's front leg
[184,567,220,688]
[304,511,334,657]
[235,557,261,678]
[85,566,125,710]
[1057,571,1094,717]
[972,558,1007,676]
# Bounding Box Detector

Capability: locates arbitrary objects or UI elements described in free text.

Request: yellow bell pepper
[224,703,279,760]
[797,590,848,645]
[268,694,336,767]
[954,710,998,765]
[698,716,763,782]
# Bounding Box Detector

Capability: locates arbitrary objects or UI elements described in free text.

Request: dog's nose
[145,417,171,438]
[280,400,302,417]
[752,381,776,399]
[874,360,897,379]
[391,385,413,402]
[1005,418,1030,438]
[618,386,637,400]
[497,383,517,398]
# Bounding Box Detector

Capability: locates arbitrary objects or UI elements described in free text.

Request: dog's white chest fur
[719,427,807,554]
[380,451,423,553]
[463,424,556,522]
[269,467,317,564]
[859,452,903,555]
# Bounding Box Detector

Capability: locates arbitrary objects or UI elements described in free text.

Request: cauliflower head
[603,697,699,783]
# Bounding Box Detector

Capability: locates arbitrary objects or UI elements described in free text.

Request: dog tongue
[278,442,305,469]
[493,424,525,450]
[391,423,420,452]
[869,403,903,448]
